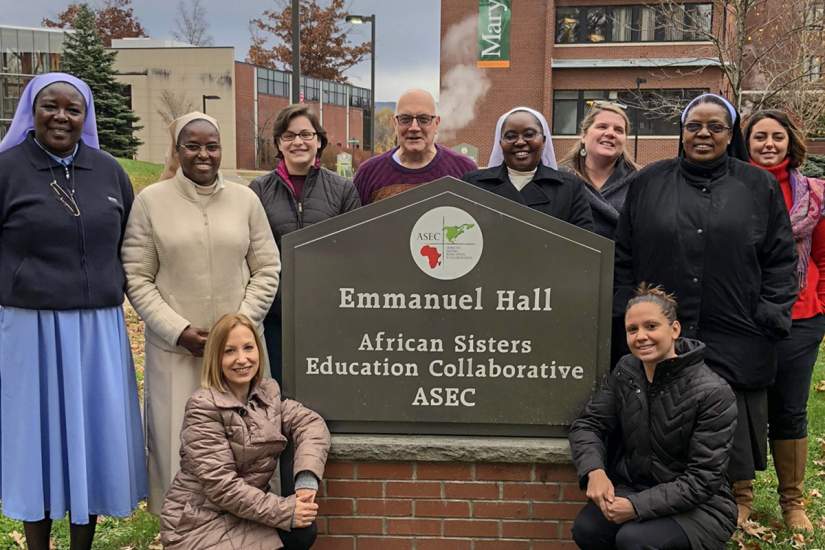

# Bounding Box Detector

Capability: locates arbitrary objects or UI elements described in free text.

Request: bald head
[394,89,440,159]
[396,89,437,115]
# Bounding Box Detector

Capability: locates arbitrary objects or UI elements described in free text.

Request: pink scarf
[788,169,825,287]
[757,159,825,288]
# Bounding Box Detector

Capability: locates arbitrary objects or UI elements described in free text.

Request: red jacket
[759,160,825,320]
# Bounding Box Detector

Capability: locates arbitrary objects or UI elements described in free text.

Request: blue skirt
[0,306,147,523]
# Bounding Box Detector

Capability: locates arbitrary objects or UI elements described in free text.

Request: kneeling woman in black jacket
[569,285,737,549]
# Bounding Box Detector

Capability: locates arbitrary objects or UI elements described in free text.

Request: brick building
[440,1,729,165]
[234,62,370,170]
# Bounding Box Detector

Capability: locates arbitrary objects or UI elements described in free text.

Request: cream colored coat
[122,170,280,513]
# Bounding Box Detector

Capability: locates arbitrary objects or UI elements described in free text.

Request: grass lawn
[116,158,163,195]
[0,164,822,547]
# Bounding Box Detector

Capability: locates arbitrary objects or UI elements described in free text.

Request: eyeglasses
[683,122,731,135]
[180,142,221,153]
[395,114,436,127]
[280,131,318,142]
[501,129,544,144]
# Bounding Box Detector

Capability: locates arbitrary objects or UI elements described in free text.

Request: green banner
[478,0,511,68]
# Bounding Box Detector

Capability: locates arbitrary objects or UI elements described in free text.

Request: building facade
[0,25,66,139]
[235,62,369,170]
[1,27,371,170]
[440,1,728,165]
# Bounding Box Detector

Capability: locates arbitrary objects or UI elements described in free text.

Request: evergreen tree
[60,4,142,158]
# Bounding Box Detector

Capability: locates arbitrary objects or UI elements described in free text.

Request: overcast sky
[4,0,441,101]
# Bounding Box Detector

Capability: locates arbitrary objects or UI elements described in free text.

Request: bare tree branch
[172,0,214,46]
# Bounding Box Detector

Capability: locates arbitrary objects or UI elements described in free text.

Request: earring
[579,146,587,157]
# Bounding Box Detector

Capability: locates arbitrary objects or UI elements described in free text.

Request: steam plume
[438,16,491,141]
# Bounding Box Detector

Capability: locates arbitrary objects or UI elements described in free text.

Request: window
[555,3,713,44]
[350,87,370,108]
[552,89,706,136]
[300,76,320,102]
[322,81,347,106]
[256,68,289,97]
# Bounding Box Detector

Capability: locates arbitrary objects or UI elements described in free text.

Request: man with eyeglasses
[354,88,477,204]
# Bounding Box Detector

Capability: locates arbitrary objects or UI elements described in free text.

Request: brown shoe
[732,479,753,527]
[771,438,814,532]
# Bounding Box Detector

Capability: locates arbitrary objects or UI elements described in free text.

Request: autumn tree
[374,108,396,153]
[172,0,214,46]
[42,0,146,47]
[247,0,371,82]
[61,4,142,157]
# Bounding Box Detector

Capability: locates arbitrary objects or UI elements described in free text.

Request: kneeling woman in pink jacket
[160,313,331,549]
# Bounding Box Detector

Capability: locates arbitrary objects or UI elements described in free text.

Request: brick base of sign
[312,436,586,549]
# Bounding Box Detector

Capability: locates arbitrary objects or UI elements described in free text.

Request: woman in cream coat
[122,111,280,513]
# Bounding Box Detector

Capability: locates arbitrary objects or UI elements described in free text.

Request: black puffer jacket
[249,165,360,321]
[249,165,360,249]
[569,339,738,549]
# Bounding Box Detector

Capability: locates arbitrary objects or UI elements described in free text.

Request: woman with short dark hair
[249,104,360,382]
[614,93,798,527]
[745,109,825,531]
[0,73,146,549]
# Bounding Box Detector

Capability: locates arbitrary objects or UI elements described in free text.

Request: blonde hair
[559,102,639,183]
[201,313,264,392]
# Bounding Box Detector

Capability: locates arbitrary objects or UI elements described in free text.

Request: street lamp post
[633,77,646,161]
[345,13,375,152]
[291,0,301,104]
[202,94,220,114]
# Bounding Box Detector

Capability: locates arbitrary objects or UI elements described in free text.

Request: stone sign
[281,176,613,437]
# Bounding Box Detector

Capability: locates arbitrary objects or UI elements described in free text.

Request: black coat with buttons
[462,163,594,231]
[570,339,738,549]
[613,155,797,389]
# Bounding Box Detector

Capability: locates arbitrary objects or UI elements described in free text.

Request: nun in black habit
[612,93,798,526]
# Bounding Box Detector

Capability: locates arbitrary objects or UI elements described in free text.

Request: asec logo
[409,206,483,280]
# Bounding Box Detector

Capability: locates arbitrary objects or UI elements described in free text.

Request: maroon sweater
[354,144,477,204]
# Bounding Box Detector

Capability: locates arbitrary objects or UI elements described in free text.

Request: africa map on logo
[419,223,475,268]
[410,207,483,280]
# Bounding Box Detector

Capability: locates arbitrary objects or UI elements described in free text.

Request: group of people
[0,70,821,550]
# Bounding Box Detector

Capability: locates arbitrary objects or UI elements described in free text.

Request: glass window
[611,7,633,41]
[552,91,581,135]
[555,4,712,44]
[684,4,713,39]
[556,8,581,43]
[639,6,657,41]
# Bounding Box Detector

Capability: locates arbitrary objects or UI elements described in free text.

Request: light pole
[202,94,220,114]
[345,13,375,152]
[291,0,301,104]
[633,78,646,161]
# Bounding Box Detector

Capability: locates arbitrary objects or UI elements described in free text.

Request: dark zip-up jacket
[249,165,360,320]
[570,339,738,549]
[0,133,133,310]
[614,155,797,388]
[462,163,594,231]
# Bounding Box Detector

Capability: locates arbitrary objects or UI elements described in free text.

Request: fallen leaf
[8,531,25,549]
[809,488,822,499]
[816,379,825,392]
[790,532,806,548]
